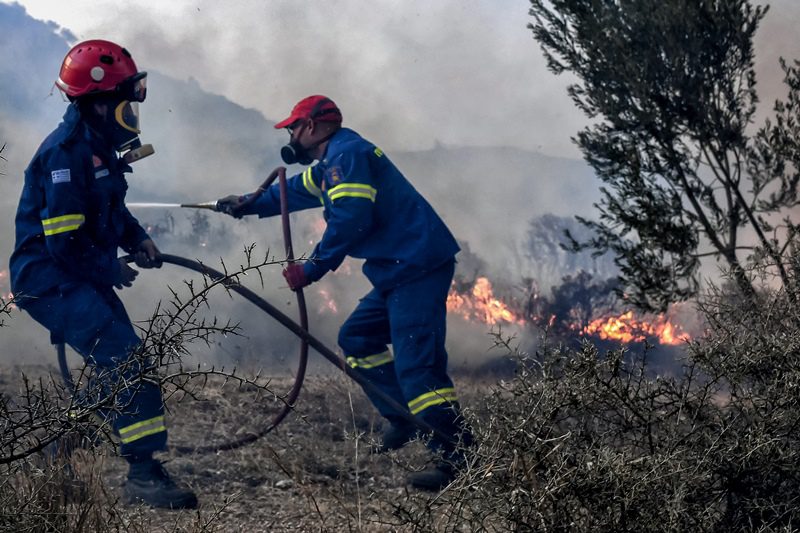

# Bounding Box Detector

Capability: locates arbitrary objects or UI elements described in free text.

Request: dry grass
[4,269,800,531]
[0,368,491,532]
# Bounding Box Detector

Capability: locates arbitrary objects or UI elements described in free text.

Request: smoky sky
[4,1,800,366]
[0,2,572,367]
[10,0,590,158]
[10,0,800,157]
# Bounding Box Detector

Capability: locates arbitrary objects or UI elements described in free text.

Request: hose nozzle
[180,201,219,211]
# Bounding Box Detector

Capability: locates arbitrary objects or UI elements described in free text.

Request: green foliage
[529,0,800,311]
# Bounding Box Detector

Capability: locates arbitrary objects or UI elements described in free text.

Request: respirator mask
[113,73,153,164]
[84,73,154,164]
[110,99,154,163]
[280,140,314,166]
[279,123,337,166]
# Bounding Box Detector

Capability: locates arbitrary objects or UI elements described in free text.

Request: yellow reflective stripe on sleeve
[302,167,323,199]
[118,415,166,444]
[408,387,458,415]
[328,183,377,203]
[346,350,394,369]
[42,213,85,236]
[374,147,384,157]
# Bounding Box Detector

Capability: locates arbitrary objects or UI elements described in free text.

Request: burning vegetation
[134,210,695,353]
[446,273,692,348]
[447,277,524,326]
[0,269,13,310]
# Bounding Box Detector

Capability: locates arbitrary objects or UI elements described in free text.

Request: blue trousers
[338,259,469,454]
[20,282,167,458]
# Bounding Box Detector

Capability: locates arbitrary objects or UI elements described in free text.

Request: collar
[59,103,85,145]
[320,128,359,165]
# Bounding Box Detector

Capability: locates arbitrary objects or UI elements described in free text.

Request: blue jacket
[243,128,459,291]
[10,104,149,301]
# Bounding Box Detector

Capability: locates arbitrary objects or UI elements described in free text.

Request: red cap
[274,95,342,129]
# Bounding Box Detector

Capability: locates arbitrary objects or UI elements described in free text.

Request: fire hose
[57,167,452,455]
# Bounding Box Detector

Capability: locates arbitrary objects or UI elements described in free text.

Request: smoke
[0,2,603,370]
[753,0,800,122]
[10,0,588,158]
[10,1,799,370]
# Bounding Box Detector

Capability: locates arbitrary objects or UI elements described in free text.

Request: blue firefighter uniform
[242,127,470,454]
[9,103,167,458]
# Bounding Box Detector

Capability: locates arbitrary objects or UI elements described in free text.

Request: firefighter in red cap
[218,95,474,490]
[9,40,197,509]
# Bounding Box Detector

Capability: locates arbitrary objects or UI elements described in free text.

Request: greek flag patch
[51,169,71,184]
[92,154,109,179]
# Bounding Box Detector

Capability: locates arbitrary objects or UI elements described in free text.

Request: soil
[4,364,492,532]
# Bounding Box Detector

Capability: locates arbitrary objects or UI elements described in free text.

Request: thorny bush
[0,247,283,531]
[387,285,800,532]
[4,246,800,531]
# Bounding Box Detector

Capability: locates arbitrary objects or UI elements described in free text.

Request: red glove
[283,263,309,291]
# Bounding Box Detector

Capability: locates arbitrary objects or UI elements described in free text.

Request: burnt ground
[2,364,496,532]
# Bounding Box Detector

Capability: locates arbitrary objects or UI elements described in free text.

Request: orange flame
[316,288,339,314]
[310,219,327,246]
[583,311,689,345]
[447,277,523,325]
[0,269,14,309]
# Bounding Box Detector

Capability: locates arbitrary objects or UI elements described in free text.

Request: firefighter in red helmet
[9,40,197,509]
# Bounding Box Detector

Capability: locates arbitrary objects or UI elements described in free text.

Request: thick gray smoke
[5,1,798,371]
[0,2,602,370]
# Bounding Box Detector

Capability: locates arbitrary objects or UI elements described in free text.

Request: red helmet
[56,39,146,101]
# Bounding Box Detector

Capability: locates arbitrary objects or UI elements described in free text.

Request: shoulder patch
[326,166,343,185]
[51,169,71,184]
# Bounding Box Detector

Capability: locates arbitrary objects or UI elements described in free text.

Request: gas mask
[111,100,154,164]
[280,140,314,166]
[81,72,154,164]
[280,125,338,166]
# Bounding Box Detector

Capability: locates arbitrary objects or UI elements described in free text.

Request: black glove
[134,239,163,269]
[115,259,138,290]
[216,194,248,218]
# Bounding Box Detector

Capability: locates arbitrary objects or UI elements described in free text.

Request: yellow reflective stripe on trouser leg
[328,183,377,202]
[42,213,85,236]
[408,387,458,415]
[118,415,166,444]
[346,350,393,369]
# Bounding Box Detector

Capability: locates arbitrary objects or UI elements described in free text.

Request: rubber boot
[124,458,198,509]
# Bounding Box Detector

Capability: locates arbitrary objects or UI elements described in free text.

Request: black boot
[124,458,198,509]
[408,459,458,491]
[373,421,418,453]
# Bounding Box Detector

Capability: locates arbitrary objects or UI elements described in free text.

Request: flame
[310,219,326,245]
[316,288,339,314]
[447,277,523,325]
[0,269,14,308]
[445,274,690,344]
[583,311,689,345]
